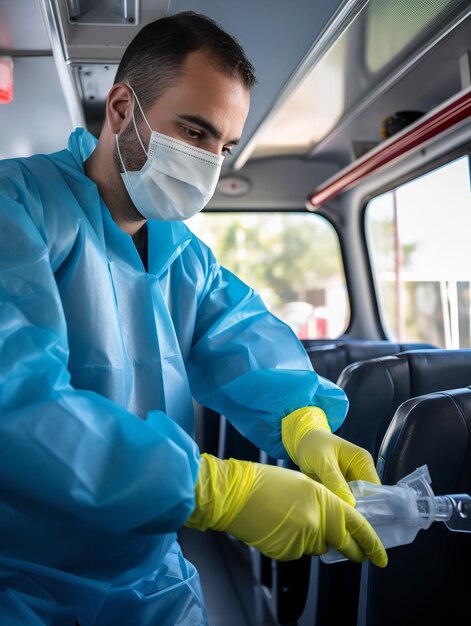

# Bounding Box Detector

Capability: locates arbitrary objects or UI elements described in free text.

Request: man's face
[118,50,251,171]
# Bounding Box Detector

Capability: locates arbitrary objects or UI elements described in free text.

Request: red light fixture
[0,57,14,104]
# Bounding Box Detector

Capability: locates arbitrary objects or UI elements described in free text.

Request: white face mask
[115,85,224,221]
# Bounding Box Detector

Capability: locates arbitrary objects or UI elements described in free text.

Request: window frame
[194,206,352,340]
[360,142,471,342]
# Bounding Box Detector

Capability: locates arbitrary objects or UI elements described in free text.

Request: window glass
[187,212,349,339]
[366,156,471,347]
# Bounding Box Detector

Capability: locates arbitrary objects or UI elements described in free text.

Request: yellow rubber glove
[282,406,381,507]
[186,453,387,567]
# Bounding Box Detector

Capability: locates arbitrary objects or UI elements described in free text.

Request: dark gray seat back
[311,349,471,626]
[306,340,436,383]
[336,348,471,459]
[357,388,471,626]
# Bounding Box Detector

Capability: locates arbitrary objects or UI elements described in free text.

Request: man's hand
[282,406,380,507]
[186,453,387,566]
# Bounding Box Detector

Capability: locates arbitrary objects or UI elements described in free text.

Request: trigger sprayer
[321,465,471,564]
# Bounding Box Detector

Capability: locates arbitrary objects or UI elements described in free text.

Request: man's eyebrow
[177,114,240,145]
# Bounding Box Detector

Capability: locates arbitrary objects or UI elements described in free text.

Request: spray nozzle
[321,465,471,564]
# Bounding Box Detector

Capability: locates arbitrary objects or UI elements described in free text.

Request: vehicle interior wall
[208,157,339,210]
[305,2,471,168]
[337,114,471,340]
[0,0,72,158]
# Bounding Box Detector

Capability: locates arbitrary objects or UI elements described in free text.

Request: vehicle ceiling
[1,0,470,208]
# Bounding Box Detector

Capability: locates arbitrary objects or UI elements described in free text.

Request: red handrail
[308,86,471,207]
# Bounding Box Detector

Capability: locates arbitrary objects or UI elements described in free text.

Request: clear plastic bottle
[321,465,471,564]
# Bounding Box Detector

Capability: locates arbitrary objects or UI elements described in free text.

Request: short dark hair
[114,11,256,110]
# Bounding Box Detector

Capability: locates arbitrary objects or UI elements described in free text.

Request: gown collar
[66,128,192,277]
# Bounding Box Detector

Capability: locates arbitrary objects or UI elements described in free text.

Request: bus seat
[305,340,436,383]
[302,348,471,626]
[336,348,471,459]
[357,387,471,626]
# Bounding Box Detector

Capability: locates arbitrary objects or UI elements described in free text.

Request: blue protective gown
[0,128,348,625]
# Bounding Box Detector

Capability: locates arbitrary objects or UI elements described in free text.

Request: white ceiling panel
[0,56,73,159]
[0,0,52,52]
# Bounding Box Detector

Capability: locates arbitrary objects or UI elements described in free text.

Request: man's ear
[106,83,133,135]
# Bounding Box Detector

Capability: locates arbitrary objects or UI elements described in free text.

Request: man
[0,12,386,625]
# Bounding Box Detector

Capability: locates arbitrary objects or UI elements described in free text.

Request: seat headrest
[379,387,471,494]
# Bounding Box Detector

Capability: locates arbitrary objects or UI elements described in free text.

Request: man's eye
[183,127,201,140]
[222,147,233,156]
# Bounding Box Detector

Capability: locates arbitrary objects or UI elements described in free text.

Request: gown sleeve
[0,179,200,535]
[188,250,349,459]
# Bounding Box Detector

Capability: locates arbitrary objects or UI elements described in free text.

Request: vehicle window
[366,155,471,347]
[187,212,349,339]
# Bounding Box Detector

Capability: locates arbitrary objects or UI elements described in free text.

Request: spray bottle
[321,465,471,564]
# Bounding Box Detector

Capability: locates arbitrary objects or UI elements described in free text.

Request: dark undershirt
[133,222,149,271]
